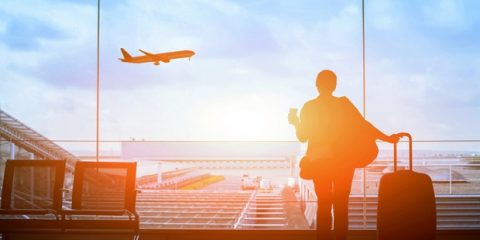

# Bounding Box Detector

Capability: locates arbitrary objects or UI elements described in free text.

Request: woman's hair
[316,70,337,93]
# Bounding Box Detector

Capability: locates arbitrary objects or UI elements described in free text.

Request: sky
[0,0,479,152]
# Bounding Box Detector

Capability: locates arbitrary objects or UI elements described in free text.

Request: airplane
[119,48,195,66]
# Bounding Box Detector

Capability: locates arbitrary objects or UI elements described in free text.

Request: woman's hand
[288,112,300,126]
[385,133,401,144]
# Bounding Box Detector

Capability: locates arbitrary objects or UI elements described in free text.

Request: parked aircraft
[119,48,195,66]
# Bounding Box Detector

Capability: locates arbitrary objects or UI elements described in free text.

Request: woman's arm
[365,121,399,143]
[295,113,308,143]
[342,97,399,143]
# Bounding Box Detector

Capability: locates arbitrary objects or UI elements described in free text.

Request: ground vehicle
[259,178,273,191]
[241,174,257,190]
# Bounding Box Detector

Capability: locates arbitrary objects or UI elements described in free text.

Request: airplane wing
[139,49,170,63]
[138,49,155,56]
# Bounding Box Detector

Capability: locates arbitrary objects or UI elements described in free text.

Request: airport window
[1,0,479,233]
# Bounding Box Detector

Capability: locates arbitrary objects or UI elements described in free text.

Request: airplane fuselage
[119,49,195,66]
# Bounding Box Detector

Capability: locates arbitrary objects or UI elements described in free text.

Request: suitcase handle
[393,132,413,171]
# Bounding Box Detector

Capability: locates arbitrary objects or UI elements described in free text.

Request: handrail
[233,190,257,229]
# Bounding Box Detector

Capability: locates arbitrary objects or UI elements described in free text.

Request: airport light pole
[96,0,101,163]
[362,0,367,228]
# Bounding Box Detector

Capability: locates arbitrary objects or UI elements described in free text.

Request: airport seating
[61,161,139,239]
[0,159,66,234]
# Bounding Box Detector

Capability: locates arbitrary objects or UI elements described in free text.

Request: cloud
[421,0,480,30]
[0,71,97,141]
[1,17,65,50]
[0,0,98,88]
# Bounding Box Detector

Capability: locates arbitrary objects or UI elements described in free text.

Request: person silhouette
[288,70,399,240]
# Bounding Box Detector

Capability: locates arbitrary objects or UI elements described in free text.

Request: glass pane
[346,141,480,230]
[131,141,308,230]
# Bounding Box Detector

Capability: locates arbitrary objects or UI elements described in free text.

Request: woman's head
[316,70,337,95]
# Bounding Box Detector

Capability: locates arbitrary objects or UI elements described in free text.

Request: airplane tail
[120,48,132,61]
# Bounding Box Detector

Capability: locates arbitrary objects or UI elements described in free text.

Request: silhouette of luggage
[377,132,436,240]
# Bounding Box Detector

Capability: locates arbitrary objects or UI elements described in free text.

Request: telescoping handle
[393,132,413,172]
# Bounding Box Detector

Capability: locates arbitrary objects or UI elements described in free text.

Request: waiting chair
[0,159,66,233]
[61,161,139,239]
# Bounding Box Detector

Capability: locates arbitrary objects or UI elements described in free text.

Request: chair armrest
[62,209,130,216]
[0,209,60,220]
[61,209,139,222]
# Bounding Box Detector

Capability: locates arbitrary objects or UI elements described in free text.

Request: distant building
[121,141,301,178]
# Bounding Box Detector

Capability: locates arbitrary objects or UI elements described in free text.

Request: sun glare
[192,95,292,141]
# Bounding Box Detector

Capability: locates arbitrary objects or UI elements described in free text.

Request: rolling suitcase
[377,132,437,240]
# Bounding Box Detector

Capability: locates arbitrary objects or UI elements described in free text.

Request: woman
[289,70,398,240]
